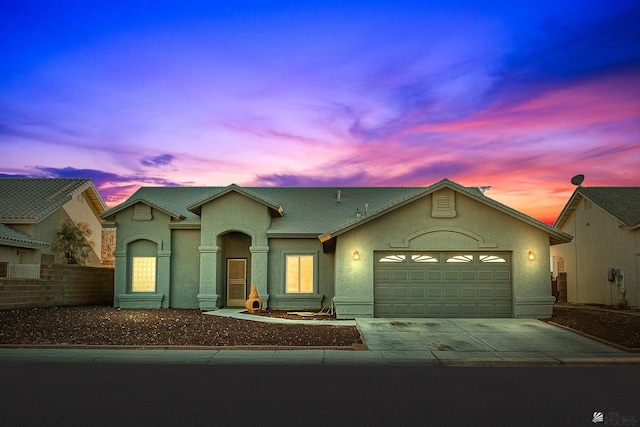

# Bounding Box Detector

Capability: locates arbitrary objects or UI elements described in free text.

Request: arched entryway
[219,231,252,307]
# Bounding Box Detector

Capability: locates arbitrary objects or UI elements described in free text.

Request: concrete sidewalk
[1,309,639,366]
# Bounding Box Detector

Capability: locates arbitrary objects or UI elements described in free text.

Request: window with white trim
[286,255,314,293]
[132,257,156,292]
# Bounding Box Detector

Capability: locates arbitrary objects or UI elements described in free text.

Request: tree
[55,221,93,265]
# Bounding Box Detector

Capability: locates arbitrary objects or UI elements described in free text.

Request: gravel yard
[0,306,362,348]
[0,304,638,350]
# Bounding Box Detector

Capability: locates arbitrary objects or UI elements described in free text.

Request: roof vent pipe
[336,190,341,204]
[364,203,368,215]
[355,208,362,218]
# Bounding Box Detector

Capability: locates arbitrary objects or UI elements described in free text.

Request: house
[102,178,571,318]
[551,185,640,308]
[0,178,108,276]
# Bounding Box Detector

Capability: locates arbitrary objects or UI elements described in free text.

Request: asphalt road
[1,363,637,427]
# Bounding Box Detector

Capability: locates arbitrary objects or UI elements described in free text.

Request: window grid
[132,257,156,292]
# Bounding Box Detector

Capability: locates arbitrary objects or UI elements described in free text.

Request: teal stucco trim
[273,293,323,310]
[332,296,374,319]
[117,293,164,309]
[514,296,555,319]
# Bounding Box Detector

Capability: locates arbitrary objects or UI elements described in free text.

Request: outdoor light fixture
[353,250,360,261]
[528,251,535,261]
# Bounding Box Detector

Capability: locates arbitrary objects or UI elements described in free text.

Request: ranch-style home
[551,185,640,308]
[0,178,107,277]
[101,178,571,319]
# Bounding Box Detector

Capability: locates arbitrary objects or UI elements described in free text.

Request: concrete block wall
[0,264,114,310]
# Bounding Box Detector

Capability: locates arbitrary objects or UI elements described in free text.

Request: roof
[0,178,107,223]
[102,179,571,244]
[554,186,640,230]
[0,223,49,249]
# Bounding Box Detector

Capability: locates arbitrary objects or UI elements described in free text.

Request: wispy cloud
[140,154,175,168]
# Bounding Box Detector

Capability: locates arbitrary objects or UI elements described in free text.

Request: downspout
[573,211,579,303]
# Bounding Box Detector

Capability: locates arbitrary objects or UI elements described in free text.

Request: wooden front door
[227,258,247,306]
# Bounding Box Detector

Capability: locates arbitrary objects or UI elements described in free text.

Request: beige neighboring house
[0,178,107,277]
[551,186,640,308]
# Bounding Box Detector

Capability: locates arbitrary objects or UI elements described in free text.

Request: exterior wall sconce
[528,251,535,261]
[353,250,361,261]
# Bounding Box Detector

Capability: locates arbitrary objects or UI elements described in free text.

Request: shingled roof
[102,179,571,244]
[555,187,640,229]
[0,223,49,248]
[0,178,107,223]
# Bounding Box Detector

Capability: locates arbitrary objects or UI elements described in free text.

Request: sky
[1,0,639,224]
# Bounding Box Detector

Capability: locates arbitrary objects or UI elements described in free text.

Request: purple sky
[1,1,639,223]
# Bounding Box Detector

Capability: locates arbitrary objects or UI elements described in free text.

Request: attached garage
[374,251,512,318]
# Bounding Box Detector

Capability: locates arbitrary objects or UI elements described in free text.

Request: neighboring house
[551,186,640,308]
[102,178,570,319]
[0,178,107,275]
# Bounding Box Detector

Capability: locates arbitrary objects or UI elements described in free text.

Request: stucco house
[102,178,570,319]
[0,178,107,277]
[551,186,640,308]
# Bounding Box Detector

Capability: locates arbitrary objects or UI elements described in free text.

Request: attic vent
[431,189,456,218]
[133,204,152,221]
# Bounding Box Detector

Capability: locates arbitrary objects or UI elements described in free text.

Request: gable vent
[431,189,456,218]
[133,203,152,221]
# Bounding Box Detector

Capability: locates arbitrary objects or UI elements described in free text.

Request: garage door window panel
[480,254,507,263]
[379,254,406,263]
[411,254,438,263]
[447,254,473,263]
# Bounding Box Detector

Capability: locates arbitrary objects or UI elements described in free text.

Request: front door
[227,258,247,306]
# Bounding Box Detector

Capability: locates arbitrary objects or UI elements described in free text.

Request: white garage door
[374,251,512,318]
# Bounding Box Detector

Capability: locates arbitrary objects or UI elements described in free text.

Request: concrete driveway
[354,317,636,365]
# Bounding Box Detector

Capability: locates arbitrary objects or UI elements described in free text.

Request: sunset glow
[1,1,638,224]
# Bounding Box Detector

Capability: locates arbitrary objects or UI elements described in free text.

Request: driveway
[354,317,635,365]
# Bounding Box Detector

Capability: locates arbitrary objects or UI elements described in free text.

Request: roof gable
[187,184,284,216]
[319,179,572,245]
[555,187,640,229]
[0,178,107,223]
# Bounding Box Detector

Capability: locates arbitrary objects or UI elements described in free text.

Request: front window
[286,255,314,293]
[132,257,156,292]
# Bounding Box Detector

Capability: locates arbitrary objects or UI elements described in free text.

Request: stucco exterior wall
[113,204,172,308]
[0,243,39,265]
[268,238,334,309]
[551,198,639,307]
[169,229,201,308]
[333,192,553,318]
[197,192,271,309]
[9,192,102,266]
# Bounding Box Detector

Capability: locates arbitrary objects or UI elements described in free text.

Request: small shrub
[55,221,93,265]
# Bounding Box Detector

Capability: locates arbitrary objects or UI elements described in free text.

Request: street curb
[0,343,365,351]
[547,321,639,353]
